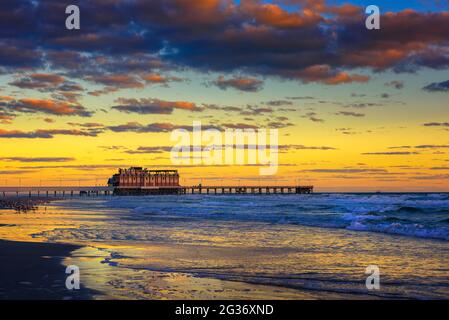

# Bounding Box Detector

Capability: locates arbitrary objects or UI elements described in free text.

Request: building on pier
[107,167,180,195]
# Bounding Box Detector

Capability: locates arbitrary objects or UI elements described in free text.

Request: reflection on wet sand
[1,197,449,299]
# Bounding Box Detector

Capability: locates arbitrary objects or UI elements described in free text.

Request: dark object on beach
[0,198,55,213]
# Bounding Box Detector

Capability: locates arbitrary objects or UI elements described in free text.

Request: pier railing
[178,185,313,194]
[0,185,313,197]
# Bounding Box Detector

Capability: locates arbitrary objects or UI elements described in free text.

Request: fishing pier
[0,185,313,197]
[0,167,313,197]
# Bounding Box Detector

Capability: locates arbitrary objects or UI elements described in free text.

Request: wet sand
[0,239,96,300]
[0,198,96,299]
[1,197,448,300]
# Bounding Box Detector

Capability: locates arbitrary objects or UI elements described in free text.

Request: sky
[0,0,448,191]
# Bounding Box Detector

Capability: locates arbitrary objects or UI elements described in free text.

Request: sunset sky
[0,0,448,191]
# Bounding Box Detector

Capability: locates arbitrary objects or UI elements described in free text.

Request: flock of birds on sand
[0,198,55,213]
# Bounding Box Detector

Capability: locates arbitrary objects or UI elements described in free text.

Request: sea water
[26,193,449,299]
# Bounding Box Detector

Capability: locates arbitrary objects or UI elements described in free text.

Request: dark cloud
[266,121,294,129]
[0,128,100,139]
[415,144,449,149]
[335,127,360,135]
[58,82,84,92]
[140,73,184,86]
[67,122,104,128]
[262,100,293,106]
[0,109,14,124]
[212,76,264,92]
[350,93,366,98]
[0,41,42,68]
[343,102,383,108]
[112,98,201,114]
[335,111,365,117]
[219,123,260,129]
[1,97,92,117]
[284,65,370,85]
[240,105,274,116]
[423,122,449,127]
[422,80,449,92]
[16,164,124,171]
[302,112,324,122]
[384,80,404,89]
[99,146,127,151]
[303,168,388,173]
[286,96,315,100]
[362,152,420,155]
[124,146,173,154]
[389,144,449,149]
[107,122,220,133]
[86,74,144,89]
[87,86,118,97]
[279,144,336,151]
[9,73,66,90]
[0,0,447,87]
[0,157,75,162]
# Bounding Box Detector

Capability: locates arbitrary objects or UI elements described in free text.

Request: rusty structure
[108,167,180,195]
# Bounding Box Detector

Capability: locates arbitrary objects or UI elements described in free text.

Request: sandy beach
[0,198,95,299]
[1,194,448,300]
[0,239,96,299]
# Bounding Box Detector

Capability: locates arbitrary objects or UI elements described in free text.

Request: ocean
[2,193,449,299]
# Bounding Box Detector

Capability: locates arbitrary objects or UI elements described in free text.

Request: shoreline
[0,239,96,300]
[1,194,448,299]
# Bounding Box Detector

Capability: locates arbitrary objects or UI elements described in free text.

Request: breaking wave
[93,193,449,241]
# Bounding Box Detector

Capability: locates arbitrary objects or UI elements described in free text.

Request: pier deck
[0,185,313,197]
[178,185,313,195]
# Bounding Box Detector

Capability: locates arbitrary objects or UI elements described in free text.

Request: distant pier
[184,185,313,195]
[0,185,313,197]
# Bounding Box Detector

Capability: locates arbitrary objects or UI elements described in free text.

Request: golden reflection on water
[1,200,448,299]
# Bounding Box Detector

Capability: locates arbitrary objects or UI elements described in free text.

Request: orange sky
[0,0,448,191]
